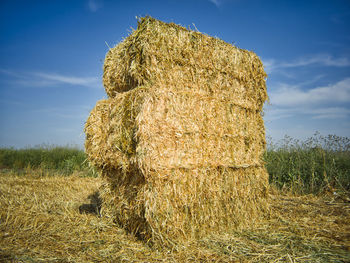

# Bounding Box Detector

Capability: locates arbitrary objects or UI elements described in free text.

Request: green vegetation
[1,133,349,194]
[0,145,97,177]
[265,132,350,195]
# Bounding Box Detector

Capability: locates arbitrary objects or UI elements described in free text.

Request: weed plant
[0,145,97,177]
[265,132,350,195]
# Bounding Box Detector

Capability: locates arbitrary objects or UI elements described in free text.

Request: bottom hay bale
[99,166,270,247]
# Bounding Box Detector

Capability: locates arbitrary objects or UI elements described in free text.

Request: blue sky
[0,0,349,148]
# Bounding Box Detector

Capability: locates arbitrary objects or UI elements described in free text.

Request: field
[0,134,349,262]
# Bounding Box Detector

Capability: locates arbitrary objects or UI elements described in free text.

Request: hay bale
[85,16,269,246]
[99,166,269,246]
[85,86,148,170]
[103,16,267,111]
[85,87,266,171]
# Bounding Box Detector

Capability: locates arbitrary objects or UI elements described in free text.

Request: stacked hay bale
[85,16,269,246]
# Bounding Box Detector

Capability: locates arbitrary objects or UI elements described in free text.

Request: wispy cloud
[281,54,350,67]
[263,54,350,74]
[270,78,350,107]
[0,69,100,88]
[208,0,237,7]
[265,106,350,121]
[310,107,350,119]
[209,0,221,7]
[0,69,23,78]
[34,72,99,88]
[263,108,294,121]
[265,78,350,121]
[87,0,101,12]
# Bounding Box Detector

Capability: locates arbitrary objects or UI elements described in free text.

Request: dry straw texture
[85,16,269,245]
[99,166,269,245]
[85,86,148,170]
[85,87,266,171]
[103,17,267,111]
[2,173,349,262]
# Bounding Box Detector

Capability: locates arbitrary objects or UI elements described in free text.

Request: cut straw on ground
[1,173,349,262]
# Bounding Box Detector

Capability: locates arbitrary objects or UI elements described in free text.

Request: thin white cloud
[262,58,275,74]
[87,0,101,12]
[34,72,99,88]
[310,107,350,119]
[263,108,294,121]
[270,78,350,107]
[264,78,350,121]
[281,54,350,68]
[0,69,99,88]
[265,106,350,121]
[263,54,350,74]
[209,0,221,7]
[208,0,237,7]
[0,69,24,78]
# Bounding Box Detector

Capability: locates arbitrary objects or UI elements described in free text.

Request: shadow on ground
[79,191,102,216]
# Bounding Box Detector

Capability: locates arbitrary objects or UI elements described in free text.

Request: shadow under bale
[79,191,102,216]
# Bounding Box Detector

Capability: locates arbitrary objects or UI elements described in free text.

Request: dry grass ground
[0,172,349,262]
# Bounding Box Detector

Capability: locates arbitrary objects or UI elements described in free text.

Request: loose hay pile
[85,16,269,246]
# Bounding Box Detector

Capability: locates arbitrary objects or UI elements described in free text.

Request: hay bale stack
[85,16,269,246]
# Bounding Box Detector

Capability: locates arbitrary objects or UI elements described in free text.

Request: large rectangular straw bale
[103,16,267,111]
[85,85,266,172]
[99,165,269,245]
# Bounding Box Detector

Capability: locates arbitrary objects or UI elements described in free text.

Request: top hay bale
[103,16,267,111]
